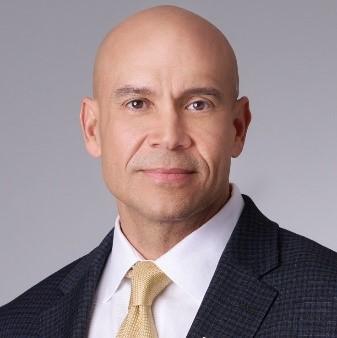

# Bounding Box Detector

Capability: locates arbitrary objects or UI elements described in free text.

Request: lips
[142,168,194,174]
[141,168,195,183]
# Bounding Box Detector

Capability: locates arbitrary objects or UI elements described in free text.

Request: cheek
[100,118,146,177]
[192,118,234,171]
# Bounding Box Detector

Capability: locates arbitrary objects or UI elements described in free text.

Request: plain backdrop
[1,0,336,306]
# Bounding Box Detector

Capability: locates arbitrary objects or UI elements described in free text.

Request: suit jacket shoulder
[280,225,337,268]
[258,226,337,336]
[0,228,114,338]
[0,256,85,336]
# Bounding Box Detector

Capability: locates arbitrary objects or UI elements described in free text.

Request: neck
[116,186,231,260]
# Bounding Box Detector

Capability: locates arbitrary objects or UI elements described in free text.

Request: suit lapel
[39,228,115,338]
[187,195,280,338]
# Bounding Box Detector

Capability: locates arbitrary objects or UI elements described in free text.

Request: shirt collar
[94,182,244,305]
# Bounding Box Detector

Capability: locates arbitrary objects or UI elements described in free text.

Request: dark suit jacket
[1,194,337,337]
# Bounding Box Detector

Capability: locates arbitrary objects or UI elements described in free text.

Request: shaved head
[93,5,239,102]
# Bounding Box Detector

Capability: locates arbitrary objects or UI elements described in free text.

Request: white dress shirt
[88,183,244,338]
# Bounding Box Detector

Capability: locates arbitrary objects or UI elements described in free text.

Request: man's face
[83,28,249,224]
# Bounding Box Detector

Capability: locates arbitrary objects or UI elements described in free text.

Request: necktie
[116,261,172,338]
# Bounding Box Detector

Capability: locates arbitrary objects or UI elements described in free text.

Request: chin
[140,198,200,223]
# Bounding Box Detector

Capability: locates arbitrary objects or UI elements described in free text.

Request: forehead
[101,29,231,95]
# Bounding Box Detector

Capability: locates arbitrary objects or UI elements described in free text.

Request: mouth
[141,168,196,184]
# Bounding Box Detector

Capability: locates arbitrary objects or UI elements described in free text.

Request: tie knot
[126,261,171,307]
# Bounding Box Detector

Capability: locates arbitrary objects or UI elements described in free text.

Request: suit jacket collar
[39,194,280,337]
[223,194,279,277]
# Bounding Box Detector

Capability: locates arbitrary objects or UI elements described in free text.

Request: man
[1,4,337,338]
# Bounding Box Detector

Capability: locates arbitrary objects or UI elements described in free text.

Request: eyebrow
[113,85,153,98]
[112,85,223,100]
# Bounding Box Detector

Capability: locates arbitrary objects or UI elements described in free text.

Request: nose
[147,109,192,150]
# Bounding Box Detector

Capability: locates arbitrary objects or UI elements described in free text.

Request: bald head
[93,5,239,101]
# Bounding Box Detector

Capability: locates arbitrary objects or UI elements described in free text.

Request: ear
[231,96,252,158]
[80,96,101,157]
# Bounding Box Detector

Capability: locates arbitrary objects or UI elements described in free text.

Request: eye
[126,99,146,110]
[186,100,211,111]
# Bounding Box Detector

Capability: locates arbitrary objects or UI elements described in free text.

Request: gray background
[1,0,336,306]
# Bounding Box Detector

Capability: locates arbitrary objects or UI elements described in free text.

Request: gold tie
[116,261,172,338]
